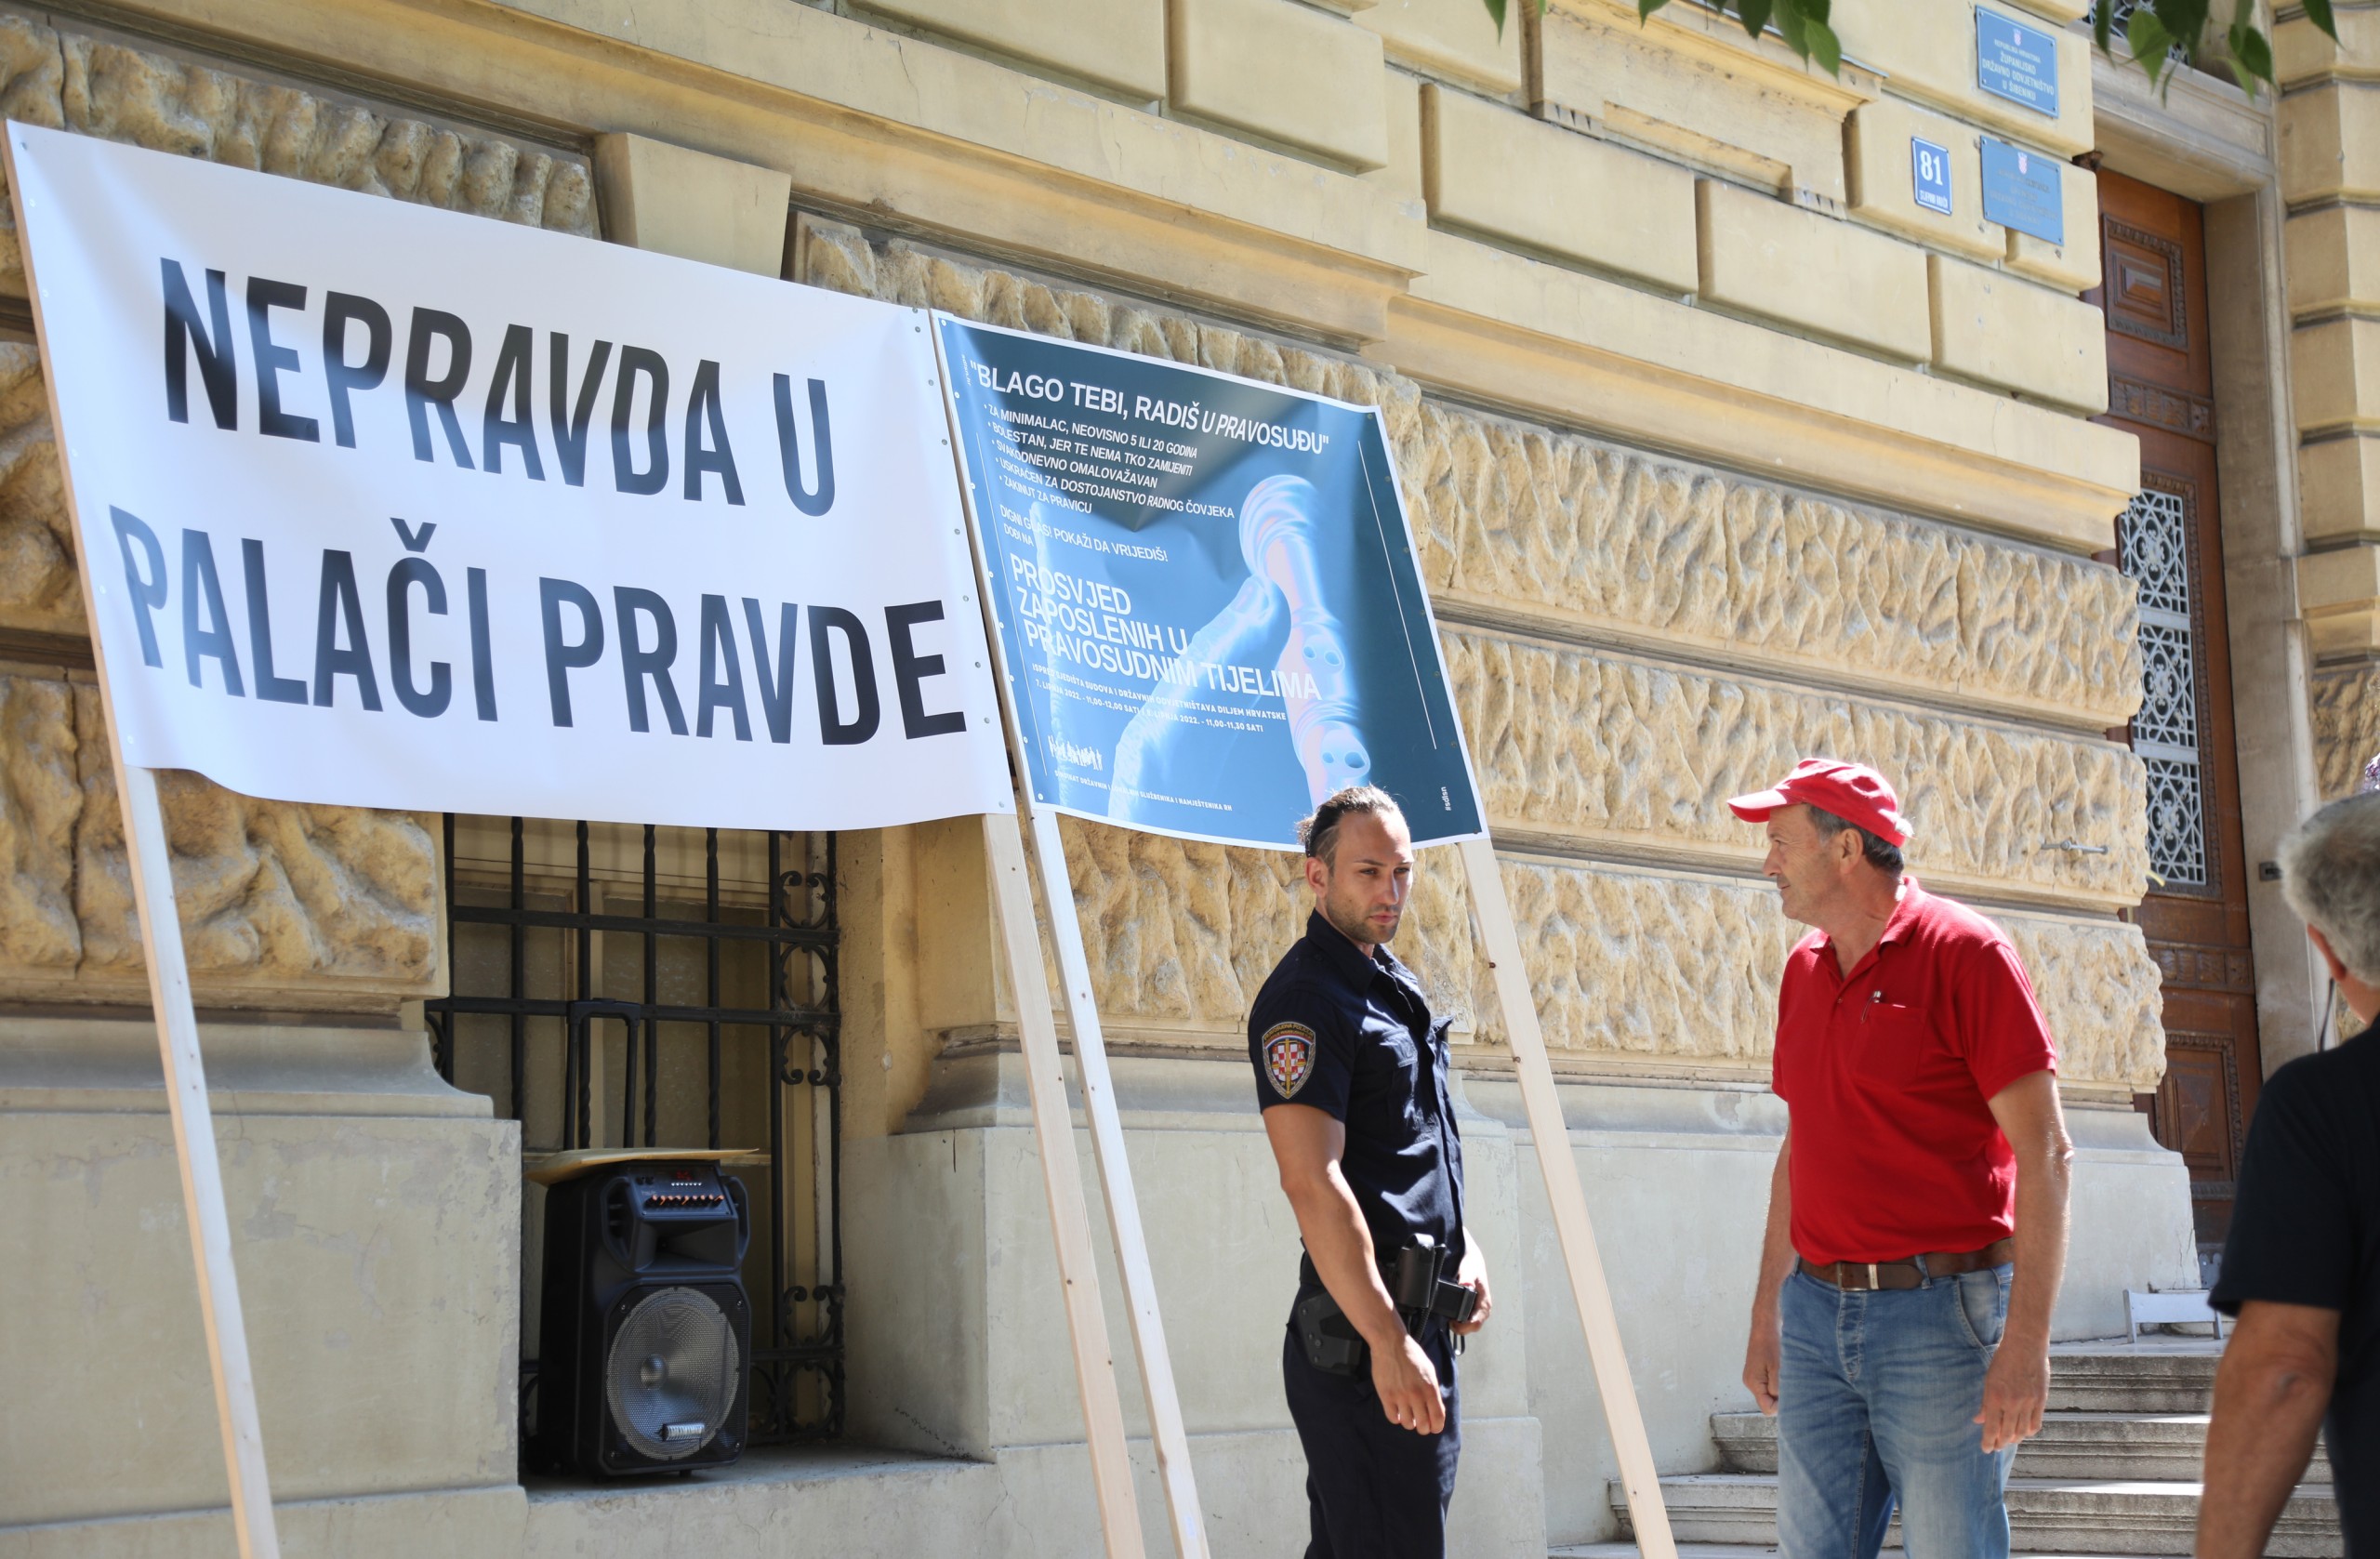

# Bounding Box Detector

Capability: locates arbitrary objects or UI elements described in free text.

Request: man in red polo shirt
[1731,759,2073,1559]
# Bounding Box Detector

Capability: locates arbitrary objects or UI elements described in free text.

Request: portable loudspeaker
[534,1161,753,1476]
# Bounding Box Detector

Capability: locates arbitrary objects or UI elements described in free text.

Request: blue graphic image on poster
[936,317,1485,853]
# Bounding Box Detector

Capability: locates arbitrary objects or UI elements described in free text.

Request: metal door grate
[426,815,843,1446]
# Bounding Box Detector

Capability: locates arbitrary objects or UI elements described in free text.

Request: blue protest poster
[1975,8,2060,115]
[935,317,1486,852]
[1911,137,1954,216]
[1980,138,2065,244]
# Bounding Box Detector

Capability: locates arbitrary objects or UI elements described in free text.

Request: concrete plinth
[0,1017,520,1553]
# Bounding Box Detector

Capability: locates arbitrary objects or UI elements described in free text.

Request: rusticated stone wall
[0,12,598,641]
[1407,407,2143,730]
[0,671,75,971]
[2311,661,2380,801]
[0,14,593,1005]
[1051,817,2164,1091]
[0,347,67,634]
[1497,862,2161,1088]
[0,13,596,298]
[0,668,437,1002]
[800,216,1415,433]
[803,218,2161,1090]
[1447,631,2147,906]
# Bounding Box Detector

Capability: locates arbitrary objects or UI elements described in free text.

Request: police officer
[1251,784,1491,1559]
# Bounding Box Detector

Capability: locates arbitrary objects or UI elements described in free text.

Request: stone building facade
[0,0,2351,1553]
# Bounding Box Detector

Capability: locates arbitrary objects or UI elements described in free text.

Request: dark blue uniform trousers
[1281,1302,1461,1559]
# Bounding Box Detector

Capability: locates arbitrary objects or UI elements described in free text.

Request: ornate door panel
[2092,171,2263,1246]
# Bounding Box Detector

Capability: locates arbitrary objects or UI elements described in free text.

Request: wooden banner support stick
[1019,801,1211,1559]
[983,812,1149,1559]
[1460,838,1677,1559]
[104,761,284,1559]
[18,125,283,1559]
[937,314,1203,1559]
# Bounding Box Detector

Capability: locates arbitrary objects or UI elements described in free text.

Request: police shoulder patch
[1263,1022,1317,1099]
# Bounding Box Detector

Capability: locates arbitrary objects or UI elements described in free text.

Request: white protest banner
[11,123,1012,830]
[12,122,1152,1559]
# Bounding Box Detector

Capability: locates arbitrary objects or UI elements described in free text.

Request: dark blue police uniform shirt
[1249,911,1465,1269]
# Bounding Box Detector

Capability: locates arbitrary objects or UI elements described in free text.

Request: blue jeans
[1776,1265,2016,1559]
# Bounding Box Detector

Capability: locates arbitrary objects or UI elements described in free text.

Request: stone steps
[2045,1348,2218,1413]
[1708,1407,2331,1484]
[1586,1341,2343,1559]
[1606,1473,2342,1556]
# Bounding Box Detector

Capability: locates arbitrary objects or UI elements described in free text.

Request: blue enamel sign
[1976,8,2059,116]
[936,317,1486,852]
[1911,138,1953,216]
[1980,139,2063,244]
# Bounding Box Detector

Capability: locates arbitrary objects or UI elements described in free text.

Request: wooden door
[2091,171,2263,1249]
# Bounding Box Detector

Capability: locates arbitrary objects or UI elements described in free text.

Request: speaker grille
[603,1287,742,1460]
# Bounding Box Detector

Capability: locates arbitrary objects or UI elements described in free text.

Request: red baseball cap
[1727,758,1911,846]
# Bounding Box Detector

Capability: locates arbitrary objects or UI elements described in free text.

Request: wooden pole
[9,125,282,1559]
[1459,837,1676,1559]
[983,812,1150,1559]
[1019,802,1211,1558]
[104,763,284,1559]
[932,313,1198,1556]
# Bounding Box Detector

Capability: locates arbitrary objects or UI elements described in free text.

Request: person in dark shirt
[2204,790,2380,1556]
[1250,784,1490,1559]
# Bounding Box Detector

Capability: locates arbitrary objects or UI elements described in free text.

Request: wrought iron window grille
[425,816,844,1449]
[2119,478,2217,896]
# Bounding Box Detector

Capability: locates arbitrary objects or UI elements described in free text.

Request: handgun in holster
[1295,1234,1479,1378]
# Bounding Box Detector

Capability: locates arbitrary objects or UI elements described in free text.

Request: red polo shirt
[1772,880,2058,1265]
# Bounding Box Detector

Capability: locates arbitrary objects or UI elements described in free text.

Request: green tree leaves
[1483,0,2336,100]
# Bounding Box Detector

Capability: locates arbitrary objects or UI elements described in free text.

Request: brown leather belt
[1798,1238,2015,1291]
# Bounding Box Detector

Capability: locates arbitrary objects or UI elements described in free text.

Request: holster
[1294,1236,1478,1378]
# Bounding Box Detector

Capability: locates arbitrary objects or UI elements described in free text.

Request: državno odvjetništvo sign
[936,317,1483,852]
[7,122,1012,831]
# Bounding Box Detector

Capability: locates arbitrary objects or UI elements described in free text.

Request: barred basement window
[426,817,843,1446]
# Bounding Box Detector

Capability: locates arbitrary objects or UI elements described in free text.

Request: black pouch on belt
[1295,1288,1368,1378]
[1295,1238,1478,1378]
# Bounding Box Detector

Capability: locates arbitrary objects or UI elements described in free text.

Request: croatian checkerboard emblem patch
[1263,1022,1316,1098]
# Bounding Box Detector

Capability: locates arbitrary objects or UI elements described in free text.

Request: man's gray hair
[2281,791,2380,984]
[1808,805,1905,876]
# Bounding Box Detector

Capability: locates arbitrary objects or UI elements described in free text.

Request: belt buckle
[1864,1262,1879,1289]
